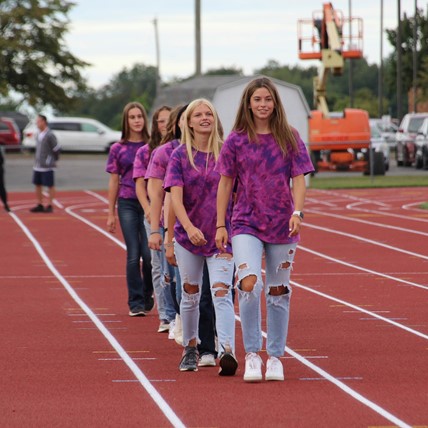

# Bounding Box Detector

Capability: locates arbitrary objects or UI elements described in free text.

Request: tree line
[1,1,428,129]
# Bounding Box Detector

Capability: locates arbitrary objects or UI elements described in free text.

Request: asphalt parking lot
[2,150,427,192]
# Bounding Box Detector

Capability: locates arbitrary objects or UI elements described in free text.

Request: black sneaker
[218,347,238,376]
[179,346,198,372]
[44,205,53,213]
[30,204,44,213]
[144,295,155,312]
[128,307,146,317]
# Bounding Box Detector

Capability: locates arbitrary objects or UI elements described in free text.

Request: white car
[23,117,122,152]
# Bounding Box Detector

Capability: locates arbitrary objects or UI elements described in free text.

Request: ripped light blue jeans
[232,234,297,358]
[174,241,236,353]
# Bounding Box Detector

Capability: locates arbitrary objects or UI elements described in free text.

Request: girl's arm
[171,186,207,246]
[164,192,177,266]
[289,174,306,237]
[215,175,233,252]
[147,177,164,250]
[107,173,119,233]
[135,177,150,222]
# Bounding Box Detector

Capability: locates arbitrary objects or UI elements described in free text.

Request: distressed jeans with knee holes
[143,219,177,322]
[232,234,297,357]
[174,241,236,352]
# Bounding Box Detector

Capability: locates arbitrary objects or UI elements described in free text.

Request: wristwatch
[292,210,304,220]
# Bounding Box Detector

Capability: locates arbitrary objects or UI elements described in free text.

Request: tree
[385,8,428,115]
[67,63,157,129]
[0,0,88,110]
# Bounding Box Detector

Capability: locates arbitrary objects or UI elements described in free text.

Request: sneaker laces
[246,352,261,369]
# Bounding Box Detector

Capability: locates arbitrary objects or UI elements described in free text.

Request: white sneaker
[243,352,263,382]
[265,356,284,381]
[158,320,170,333]
[198,353,216,367]
[174,314,183,345]
[168,320,176,340]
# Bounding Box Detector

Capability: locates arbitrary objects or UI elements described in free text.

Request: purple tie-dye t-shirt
[164,144,232,257]
[133,144,151,181]
[106,141,146,199]
[215,130,314,244]
[145,139,180,180]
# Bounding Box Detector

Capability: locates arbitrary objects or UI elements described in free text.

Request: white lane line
[345,201,428,224]
[310,189,391,206]
[235,315,412,428]
[307,208,428,237]
[305,222,428,260]
[298,245,428,290]
[78,192,414,426]
[9,211,185,428]
[290,280,428,341]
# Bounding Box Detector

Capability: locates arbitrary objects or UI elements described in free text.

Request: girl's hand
[149,232,163,250]
[288,216,302,237]
[107,214,116,233]
[165,244,177,266]
[215,227,228,252]
[186,225,207,246]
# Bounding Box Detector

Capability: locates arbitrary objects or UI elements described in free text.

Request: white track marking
[298,245,428,290]
[305,222,428,260]
[290,279,428,340]
[235,315,412,428]
[9,211,185,428]
[307,208,428,237]
[343,201,428,224]
[77,191,416,426]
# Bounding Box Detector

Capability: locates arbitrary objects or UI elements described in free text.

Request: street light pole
[348,0,354,107]
[397,0,403,120]
[153,18,161,95]
[412,0,418,112]
[378,0,384,117]
[195,0,202,76]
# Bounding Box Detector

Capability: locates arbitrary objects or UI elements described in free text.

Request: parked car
[0,117,21,149]
[363,121,390,173]
[369,118,398,149]
[23,117,122,152]
[414,117,428,169]
[395,112,428,166]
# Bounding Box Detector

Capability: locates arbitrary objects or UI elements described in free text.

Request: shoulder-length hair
[232,77,298,154]
[120,102,150,142]
[149,105,171,152]
[160,104,188,145]
[181,98,223,170]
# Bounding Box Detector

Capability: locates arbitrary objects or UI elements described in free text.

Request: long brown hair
[160,104,187,145]
[232,77,298,154]
[149,105,171,151]
[120,102,150,142]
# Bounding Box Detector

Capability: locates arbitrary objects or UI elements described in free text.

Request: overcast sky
[66,1,421,88]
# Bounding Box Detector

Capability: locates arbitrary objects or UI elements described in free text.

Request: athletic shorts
[32,170,54,187]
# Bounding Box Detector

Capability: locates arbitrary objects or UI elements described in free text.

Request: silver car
[23,117,122,152]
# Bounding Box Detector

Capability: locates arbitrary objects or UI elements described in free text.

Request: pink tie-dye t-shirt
[215,130,314,244]
[133,144,151,181]
[145,139,180,180]
[106,141,146,199]
[164,144,232,257]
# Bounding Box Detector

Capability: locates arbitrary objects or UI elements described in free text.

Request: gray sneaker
[179,346,198,372]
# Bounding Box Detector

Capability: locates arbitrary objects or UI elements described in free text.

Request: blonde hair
[181,99,223,170]
[233,77,298,154]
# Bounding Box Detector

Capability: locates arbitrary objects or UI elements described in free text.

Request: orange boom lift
[298,2,370,171]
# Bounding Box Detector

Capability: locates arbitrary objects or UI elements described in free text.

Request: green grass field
[310,174,427,190]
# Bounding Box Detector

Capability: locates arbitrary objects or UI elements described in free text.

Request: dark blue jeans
[117,198,153,310]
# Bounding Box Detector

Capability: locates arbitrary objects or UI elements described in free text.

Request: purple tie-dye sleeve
[215,133,237,178]
[133,145,150,180]
[164,148,183,191]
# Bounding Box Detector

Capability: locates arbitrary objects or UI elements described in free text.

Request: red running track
[1,187,427,427]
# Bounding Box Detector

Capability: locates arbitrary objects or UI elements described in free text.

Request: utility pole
[153,18,161,95]
[412,0,418,112]
[397,0,403,120]
[378,0,384,117]
[195,0,202,76]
